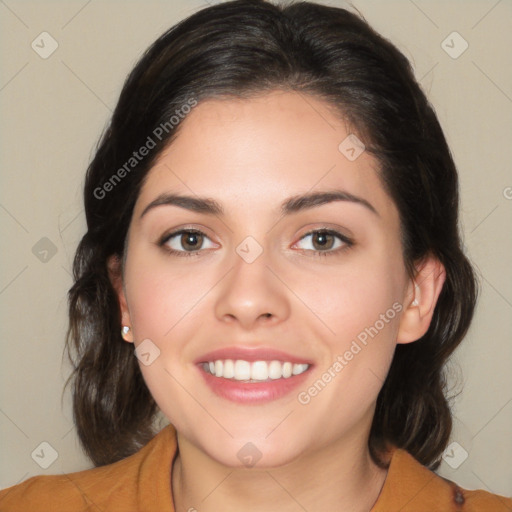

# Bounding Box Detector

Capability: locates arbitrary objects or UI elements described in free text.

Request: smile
[202,359,310,382]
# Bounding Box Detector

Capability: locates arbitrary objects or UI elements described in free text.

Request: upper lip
[194,346,313,365]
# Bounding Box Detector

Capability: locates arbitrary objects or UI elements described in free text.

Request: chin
[200,435,307,470]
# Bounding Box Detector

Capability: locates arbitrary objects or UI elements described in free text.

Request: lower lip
[197,365,312,404]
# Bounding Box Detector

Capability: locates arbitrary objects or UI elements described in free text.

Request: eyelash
[158,228,354,258]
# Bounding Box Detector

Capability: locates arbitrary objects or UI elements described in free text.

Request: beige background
[1,0,511,498]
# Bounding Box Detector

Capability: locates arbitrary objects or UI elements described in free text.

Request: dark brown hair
[64,0,478,470]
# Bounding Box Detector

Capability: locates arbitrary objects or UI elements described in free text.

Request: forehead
[134,91,396,222]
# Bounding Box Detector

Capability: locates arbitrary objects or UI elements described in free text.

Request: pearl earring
[412,284,419,306]
[121,325,131,338]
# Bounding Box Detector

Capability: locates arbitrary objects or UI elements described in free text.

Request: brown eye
[160,229,216,257]
[180,231,203,251]
[311,231,336,250]
[294,229,354,257]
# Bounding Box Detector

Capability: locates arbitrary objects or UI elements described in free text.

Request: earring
[411,283,419,306]
[121,325,131,339]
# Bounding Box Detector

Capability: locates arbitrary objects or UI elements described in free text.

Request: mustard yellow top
[1,424,510,511]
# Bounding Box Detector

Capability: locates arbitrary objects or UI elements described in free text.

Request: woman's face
[119,90,415,467]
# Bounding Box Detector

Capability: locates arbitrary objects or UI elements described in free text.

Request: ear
[107,254,133,343]
[397,254,446,344]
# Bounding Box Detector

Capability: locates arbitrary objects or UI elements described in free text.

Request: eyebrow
[139,189,379,219]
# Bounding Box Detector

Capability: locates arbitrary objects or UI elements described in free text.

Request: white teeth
[251,361,268,380]
[223,359,235,379]
[203,359,310,381]
[282,362,292,378]
[292,363,308,375]
[268,360,282,380]
[233,360,251,380]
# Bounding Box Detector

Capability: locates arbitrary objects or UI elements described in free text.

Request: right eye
[160,229,217,257]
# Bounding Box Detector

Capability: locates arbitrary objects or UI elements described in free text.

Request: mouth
[201,359,310,382]
[194,347,314,403]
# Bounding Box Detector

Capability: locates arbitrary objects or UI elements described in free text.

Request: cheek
[124,254,212,430]
[300,251,404,351]
[295,271,401,440]
[293,248,404,416]
[126,255,209,343]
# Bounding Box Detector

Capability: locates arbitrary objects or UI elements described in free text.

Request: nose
[213,245,290,330]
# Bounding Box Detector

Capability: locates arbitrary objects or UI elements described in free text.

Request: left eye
[294,229,350,253]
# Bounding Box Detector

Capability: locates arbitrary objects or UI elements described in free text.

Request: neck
[171,425,389,512]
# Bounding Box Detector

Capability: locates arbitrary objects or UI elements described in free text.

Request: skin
[109,90,446,512]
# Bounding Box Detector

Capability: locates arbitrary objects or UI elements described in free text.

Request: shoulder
[0,472,97,511]
[372,447,512,512]
[0,425,177,512]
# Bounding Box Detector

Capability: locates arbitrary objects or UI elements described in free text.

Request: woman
[1,0,510,510]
